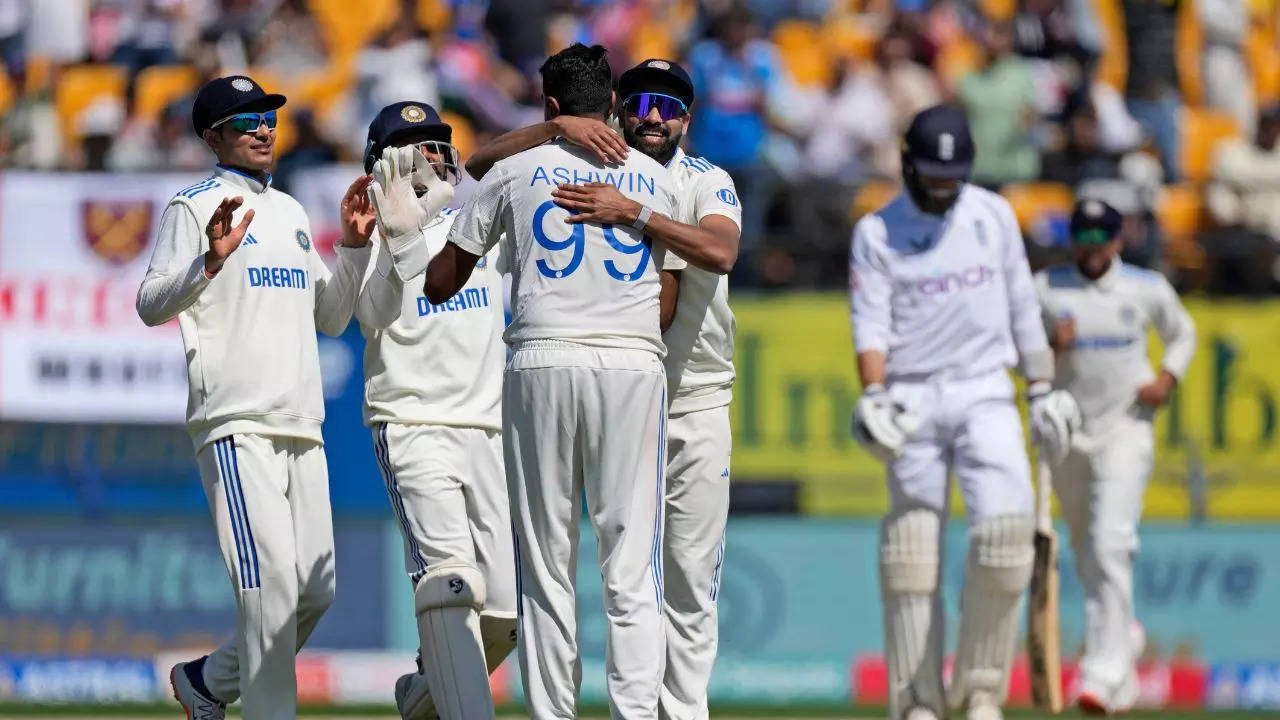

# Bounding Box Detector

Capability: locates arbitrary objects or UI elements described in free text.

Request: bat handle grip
[1035,456,1054,530]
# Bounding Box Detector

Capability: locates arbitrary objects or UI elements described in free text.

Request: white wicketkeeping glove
[851,384,921,464]
[1028,381,1081,463]
[367,146,455,280]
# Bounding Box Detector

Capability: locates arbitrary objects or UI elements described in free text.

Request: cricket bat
[1027,455,1064,712]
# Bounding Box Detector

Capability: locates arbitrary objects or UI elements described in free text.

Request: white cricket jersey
[447,138,682,356]
[1035,260,1195,429]
[356,209,506,430]
[849,185,1049,382]
[662,148,743,415]
[136,165,370,449]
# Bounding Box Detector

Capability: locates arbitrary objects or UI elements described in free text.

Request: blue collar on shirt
[215,163,272,192]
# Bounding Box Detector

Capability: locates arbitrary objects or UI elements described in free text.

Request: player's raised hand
[1049,316,1076,351]
[412,150,454,220]
[204,196,254,276]
[367,155,428,239]
[553,182,642,225]
[553,116,628,165]
[340,175,376,248]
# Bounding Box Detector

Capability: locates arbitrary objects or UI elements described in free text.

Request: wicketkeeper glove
[851,384,922,464]
[1027,381,1081,464]
[367,146,455,280]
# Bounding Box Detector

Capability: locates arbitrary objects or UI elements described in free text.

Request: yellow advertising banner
[729,294,1280,520]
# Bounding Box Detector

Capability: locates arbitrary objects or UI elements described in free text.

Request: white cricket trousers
[194,434,336,720]
[660,404,731,720]
[1052,413,1154,692]
[503,342,668,720]
[371,422,517,618]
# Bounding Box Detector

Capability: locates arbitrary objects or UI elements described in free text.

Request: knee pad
[480,614,517,673]
[969,514,1035,592]
[880,507,943,596]
[413,560,494,720]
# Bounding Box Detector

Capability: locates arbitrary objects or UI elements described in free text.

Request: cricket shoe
[170,657,226,720]
[964,690,1003,720]
[395,671,439,720]
[904,705,942,720]
[1077,670,1138,717]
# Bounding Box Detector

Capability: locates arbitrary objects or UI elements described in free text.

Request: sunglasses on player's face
[212,111,279,134]
[622,93,688,122]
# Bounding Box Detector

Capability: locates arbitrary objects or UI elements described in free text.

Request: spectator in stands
[76,96,125,171]
[0,0,27,75]
[1122,0,1182,181]
[688,5,785,280]
[1041,101,1120,187]
[0,67,61,169]
[1199,0,1255,138]
[102,0,182,73]
[1209,104,1280,243]
[957,20,1040,188]
[109,98,206,170]
[874,28,941,137]
[254,0,328,78]
[355,8,439,126]
[273,109,339,193]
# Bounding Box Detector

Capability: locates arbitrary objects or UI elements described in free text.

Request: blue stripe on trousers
[226,438,260,589]
[651,387,666,607]
[375,424,428,581]
[214,439,250,590]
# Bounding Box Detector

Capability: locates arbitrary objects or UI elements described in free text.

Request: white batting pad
[880,508,946,720]
[414,560,495,720]
[949,514,1035,709]
[480,613,518,674]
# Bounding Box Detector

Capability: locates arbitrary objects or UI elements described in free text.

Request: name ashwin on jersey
[417,287,492,317]
[528,166,657,196]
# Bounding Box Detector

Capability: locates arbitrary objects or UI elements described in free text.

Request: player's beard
[625,121,682,165]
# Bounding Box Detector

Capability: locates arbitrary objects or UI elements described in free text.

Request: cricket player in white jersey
[353,101,516,720]
[136,75,372,720]
[848,105,1080,720]
[465,57,743,720]
[414,44,683,719]
[1035,199,1194,716]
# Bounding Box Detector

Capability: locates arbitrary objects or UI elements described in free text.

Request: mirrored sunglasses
[213,111,279,133]
[622,93,687,122]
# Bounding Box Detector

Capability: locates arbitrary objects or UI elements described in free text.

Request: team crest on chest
[1119,305,1138,325]
[296,228,311,252]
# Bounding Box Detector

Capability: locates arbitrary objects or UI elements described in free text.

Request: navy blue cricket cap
[191,75,286,135]
[618,59,695,107]
[902,105,975,180]
[364,101,452,173]
[1069,198,1122,245]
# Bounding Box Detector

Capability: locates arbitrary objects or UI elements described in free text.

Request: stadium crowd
[0,0,1277,291]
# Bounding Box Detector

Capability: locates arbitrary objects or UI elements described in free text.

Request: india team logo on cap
[296,228,311,252]
[401,105,427,123]
[647,60,671,70]
[231,77,254,92]
[1084,199,1104,217]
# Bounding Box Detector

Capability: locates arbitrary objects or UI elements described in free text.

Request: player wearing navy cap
[138,74,373,720]
[350,101,514,720]
[848,105,1079,720]
[1035,198,1194,716]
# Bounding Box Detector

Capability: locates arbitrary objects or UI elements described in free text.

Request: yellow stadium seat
[133,65,198,121]
[1001,182,1074,232]
[822,16,878,62]
[1177,0,1204,106]
[772,20,833,87]
[440,111,476,162]
[1159,184,1208,271]
[1182,108,1240,183]
[55,64,127,142]
[981,0,1017,21]
[1092,0,1127,91]
[1247,26,1280,104]
[0,70,13,117]
[294,63,353,115]
[307,0,399,59]
[850,179,899,220]
[417,0,451,34]
[935,38,983,90]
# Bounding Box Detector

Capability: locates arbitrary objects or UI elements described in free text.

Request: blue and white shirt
[136,164,371,449]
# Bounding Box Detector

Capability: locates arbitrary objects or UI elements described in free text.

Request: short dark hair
[540,43,613,118]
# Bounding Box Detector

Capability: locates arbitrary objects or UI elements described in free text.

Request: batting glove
[851,384,921,464]
[1028,381,1081,463]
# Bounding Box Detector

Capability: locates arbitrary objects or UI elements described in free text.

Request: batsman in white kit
[417,44,683,719]
[1035,199,1194,716]
[464,56,743,720]
[848,106,1079,720]
[347,101,518,720]
[136,76,371,720]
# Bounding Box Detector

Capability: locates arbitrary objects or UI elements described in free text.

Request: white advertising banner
[0,171,206,422]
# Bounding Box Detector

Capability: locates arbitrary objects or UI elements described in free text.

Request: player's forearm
[1159,307,1196,379]
[423,242,480,305]
[857,351,887,388]
[659,270,680,331]
[355,249,405,330]
[314,244,371,336]
[465,121,560,180]
[136,254,211,326]
[639,212,738,275]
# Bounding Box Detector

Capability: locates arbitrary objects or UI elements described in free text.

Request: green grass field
[1,705,1278,719]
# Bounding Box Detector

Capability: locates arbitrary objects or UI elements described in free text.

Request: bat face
[1028,527,1064,713]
